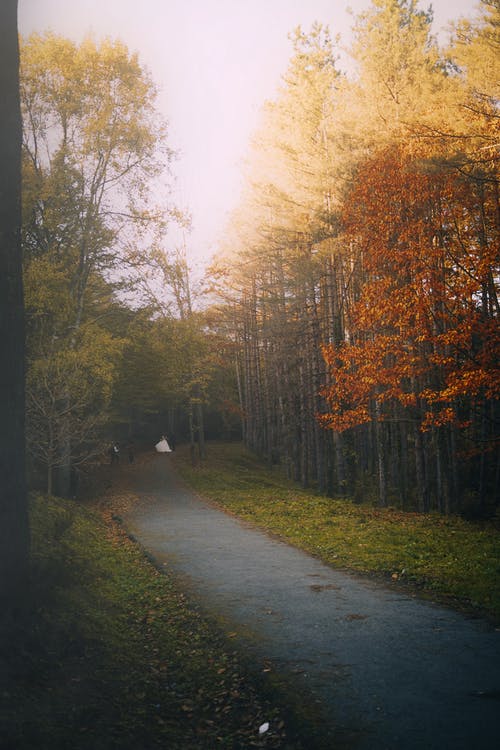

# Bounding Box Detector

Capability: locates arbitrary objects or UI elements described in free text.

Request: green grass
[173,442,500,620]
[1,492,313,750]
[5,444,498,748]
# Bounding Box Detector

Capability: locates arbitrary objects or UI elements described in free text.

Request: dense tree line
[212,0,499,515]
[15,1,500,519]
[19,33,237,494]
[20,33,168,493]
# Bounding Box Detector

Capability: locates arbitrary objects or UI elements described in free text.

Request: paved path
[123,454,500,750]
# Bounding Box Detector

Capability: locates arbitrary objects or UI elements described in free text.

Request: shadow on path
[123,453,500,750]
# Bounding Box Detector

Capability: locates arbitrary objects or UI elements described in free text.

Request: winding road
[123,453,500,749]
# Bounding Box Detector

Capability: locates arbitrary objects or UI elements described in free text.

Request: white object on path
[155,437,172,453]
[258,722,269,735]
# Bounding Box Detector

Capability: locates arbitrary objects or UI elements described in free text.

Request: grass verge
[173,441,500,621]
[1,490,313,749]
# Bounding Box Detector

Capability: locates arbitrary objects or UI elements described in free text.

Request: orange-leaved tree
[320,146,499,512]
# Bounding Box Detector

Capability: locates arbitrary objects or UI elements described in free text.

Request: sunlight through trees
[19,0,499,516]
[211,0,499,514]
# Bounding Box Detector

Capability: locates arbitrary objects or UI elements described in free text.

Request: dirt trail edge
[122,454,500,750]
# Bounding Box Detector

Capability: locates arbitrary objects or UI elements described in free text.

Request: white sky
[18,0,479,268]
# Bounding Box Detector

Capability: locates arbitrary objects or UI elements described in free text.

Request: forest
[0,2,499,745]
[16,0,500,516]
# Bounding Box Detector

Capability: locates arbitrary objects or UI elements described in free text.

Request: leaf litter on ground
[1,463,326,750]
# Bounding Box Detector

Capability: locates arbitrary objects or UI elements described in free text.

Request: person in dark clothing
[109,443,120,464]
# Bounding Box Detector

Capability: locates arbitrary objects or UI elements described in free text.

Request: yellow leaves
[349,0,443,144]
[448,2,500,111]
[421,407,456,432]
[21,31,162,180]
[24,257,72,322]
[318,405,371,433]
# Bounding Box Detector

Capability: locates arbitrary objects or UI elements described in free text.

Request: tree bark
[195,389,206,461]
[414,423,428,513]
[188,399,196,467]
[0,0,30,604]
[374,400,387,507]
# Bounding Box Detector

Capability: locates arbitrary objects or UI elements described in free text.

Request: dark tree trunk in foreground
[0,0,30,604]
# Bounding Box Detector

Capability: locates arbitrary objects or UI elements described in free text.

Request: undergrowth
[173,442,500,621]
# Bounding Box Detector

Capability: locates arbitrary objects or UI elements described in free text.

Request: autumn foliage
[320,146,500,435]
[214,1,499,514]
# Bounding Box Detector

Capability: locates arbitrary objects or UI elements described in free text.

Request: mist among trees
[20,0,499,516]
[211,0,499,514]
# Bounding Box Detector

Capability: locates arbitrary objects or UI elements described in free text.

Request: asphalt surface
[123,453,500,750]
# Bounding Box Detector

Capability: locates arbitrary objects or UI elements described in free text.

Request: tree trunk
[56,389,72,496]
[447,424,460,514]
[478,401,488,510]
[414,423,428,512]
[0,0,30,604]
[47,465,53,497]
[188,399,196,467]
[298,364,309,488]
[398,419,409,509]
[196,397,206,461]
[333,431,347,495]
[374,400,387,507]
[235,355,245,443]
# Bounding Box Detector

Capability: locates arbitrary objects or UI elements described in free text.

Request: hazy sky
[18,0,479,266]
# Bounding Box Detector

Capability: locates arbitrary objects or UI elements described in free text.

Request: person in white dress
[155,435,172,452]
